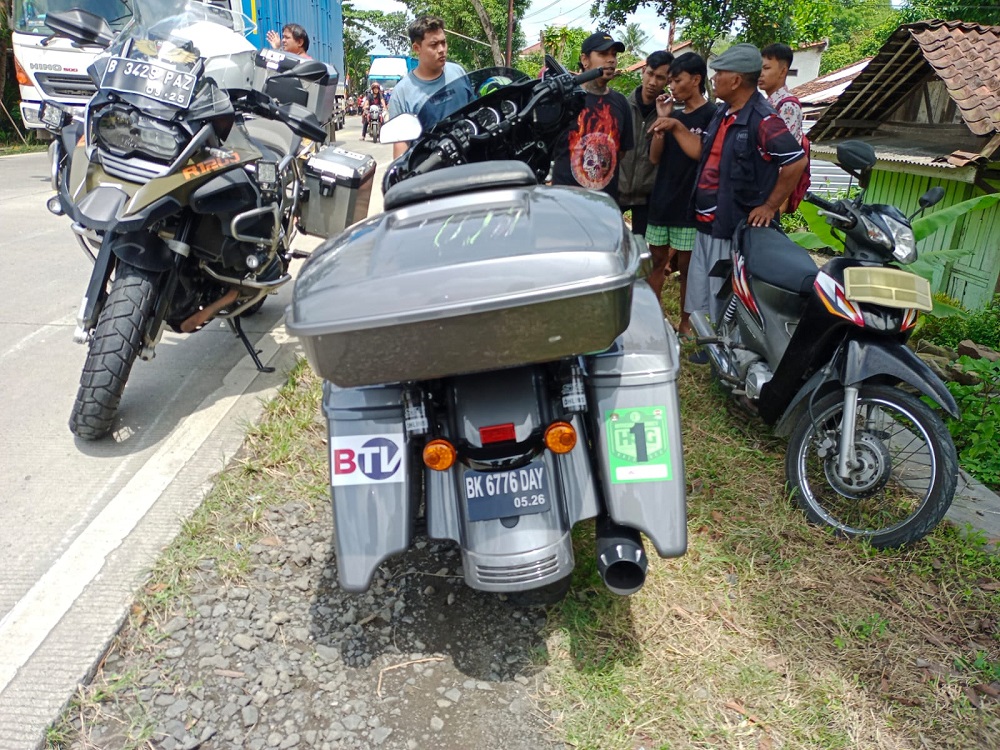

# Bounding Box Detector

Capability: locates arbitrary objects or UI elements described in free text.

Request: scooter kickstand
[228,317,275,373]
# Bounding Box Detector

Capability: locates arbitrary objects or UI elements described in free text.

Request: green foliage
[943,355,1000,488]
[897,0,1000,26]
[617,22,651,56]
[912,193,1000,242]
[399,0,531,70]
[919,295,1000,349]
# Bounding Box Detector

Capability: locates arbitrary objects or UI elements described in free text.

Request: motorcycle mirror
[910,185,946,220]
[44,9,114,48]
[379,114,423,144]
[276,103,328,143]
[836,140,876,173]
[919,186,945,209]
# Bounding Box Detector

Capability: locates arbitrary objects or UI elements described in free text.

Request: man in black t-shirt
[551,32,634,201]
[646,52,714,334]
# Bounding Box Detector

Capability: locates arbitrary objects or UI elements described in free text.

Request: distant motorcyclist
[361,83,387,141]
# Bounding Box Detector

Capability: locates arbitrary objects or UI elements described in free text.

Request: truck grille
[99,151,170,183]
[34,73,97,100]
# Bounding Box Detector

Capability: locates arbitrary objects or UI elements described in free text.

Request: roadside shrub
[944,355,1000,489]
[918,294,1000,350]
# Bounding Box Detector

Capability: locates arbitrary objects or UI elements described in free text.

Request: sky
[349,0,675,55]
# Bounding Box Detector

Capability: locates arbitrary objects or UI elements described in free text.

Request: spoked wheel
[786,384,957,548]
[69,263,158,440]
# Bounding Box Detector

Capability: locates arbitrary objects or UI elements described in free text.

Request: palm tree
[618,22,651,57]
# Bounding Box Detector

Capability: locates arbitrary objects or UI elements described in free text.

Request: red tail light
[479,423,516,444]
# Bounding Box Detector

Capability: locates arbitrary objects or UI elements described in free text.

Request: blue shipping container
[242,0,344,84]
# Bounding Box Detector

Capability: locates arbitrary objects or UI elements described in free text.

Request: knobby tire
[69,264,158,440]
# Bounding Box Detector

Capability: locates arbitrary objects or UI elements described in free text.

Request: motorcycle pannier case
[300,145,376,239]
[287,186,640,387]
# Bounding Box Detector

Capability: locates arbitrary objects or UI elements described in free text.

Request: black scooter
[690,140,959,548]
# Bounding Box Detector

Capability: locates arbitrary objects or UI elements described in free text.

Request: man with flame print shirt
[551,32,634,201]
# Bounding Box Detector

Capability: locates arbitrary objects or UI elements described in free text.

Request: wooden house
[809,20,1000,310]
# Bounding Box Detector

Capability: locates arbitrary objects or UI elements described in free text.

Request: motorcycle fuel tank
[287,185,639,386]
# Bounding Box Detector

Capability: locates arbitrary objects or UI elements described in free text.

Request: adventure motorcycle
[39,0,338,439]
[689,140,958,548]
[287,66,688,604]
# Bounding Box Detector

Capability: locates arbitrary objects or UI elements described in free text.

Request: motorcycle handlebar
[574,67,606,85]
[805,190,838,213]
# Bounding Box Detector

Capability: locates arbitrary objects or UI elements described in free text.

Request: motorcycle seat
[742,226,819,295]
[383,161,537,211]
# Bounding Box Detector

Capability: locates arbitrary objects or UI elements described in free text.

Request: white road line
[0,313,77,362]
[0,326,286,693]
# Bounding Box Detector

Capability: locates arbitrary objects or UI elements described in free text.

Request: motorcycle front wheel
[786,384,957,548]
[69,263,158,440]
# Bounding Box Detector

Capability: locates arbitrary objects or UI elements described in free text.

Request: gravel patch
[58,498,567,750]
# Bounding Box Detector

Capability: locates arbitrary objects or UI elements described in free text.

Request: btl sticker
[330,434,405,486]
[606,406,672,483]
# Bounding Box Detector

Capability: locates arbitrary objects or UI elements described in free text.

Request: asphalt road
[0,116,393,748]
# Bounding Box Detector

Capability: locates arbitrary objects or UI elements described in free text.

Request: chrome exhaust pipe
[595,518,648,596]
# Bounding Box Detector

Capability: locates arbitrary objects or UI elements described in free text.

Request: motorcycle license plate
[101,58,198,108]
[464,462,549,522]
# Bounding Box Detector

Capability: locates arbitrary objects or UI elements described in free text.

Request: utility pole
[506,0,514,66]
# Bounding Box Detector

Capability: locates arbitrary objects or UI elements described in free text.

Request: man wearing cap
[649,43,806,329]
[550,32,634,201]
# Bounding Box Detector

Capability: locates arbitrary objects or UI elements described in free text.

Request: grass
[0,142,49,155]
[46,281,1000,750]
[539,275,1000,749]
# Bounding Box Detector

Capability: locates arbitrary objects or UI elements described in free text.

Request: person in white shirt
[759,43,803,145]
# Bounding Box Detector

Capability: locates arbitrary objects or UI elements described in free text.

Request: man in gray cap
[550,31,634,201]
[649,42,806,340]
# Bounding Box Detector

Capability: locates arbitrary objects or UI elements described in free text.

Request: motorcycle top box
[286,183,641,387]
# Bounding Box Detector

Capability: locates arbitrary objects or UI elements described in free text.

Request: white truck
[11,0,133,134]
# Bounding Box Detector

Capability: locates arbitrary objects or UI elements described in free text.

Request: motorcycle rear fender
[426,368,596,592]
[322,382,417,593]
[774,338,959,436]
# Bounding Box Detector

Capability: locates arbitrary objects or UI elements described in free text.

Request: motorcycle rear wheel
[69,264,157,440]
[786,384,957,548]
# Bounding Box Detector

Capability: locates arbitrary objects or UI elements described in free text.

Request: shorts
[645,224,696,251]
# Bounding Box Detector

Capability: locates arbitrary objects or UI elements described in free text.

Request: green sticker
[606,406,673,483]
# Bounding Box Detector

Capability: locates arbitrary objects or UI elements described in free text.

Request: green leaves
[912,193,1000,241]
[789,199,843,252]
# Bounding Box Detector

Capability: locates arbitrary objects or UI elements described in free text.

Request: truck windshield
[13,0,132,35]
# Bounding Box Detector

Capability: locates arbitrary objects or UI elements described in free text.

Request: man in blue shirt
[387,15,468,158]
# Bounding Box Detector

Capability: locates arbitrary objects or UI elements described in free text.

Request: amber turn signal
[544,421,577,454]
[423,439,457,471]
[15,59,31,87]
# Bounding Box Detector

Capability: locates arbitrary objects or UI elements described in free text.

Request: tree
[399,0,531,71]
[590,0,836,59]
[618,22,651,56]
[899,0,1000,25]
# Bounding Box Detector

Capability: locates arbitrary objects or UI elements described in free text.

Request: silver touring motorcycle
[288,67,688,604]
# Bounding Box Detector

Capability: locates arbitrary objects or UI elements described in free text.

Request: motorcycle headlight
[96,108,187,162]
[884,215,917,264]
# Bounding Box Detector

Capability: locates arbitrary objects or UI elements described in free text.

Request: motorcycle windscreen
[413,66,531,133]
